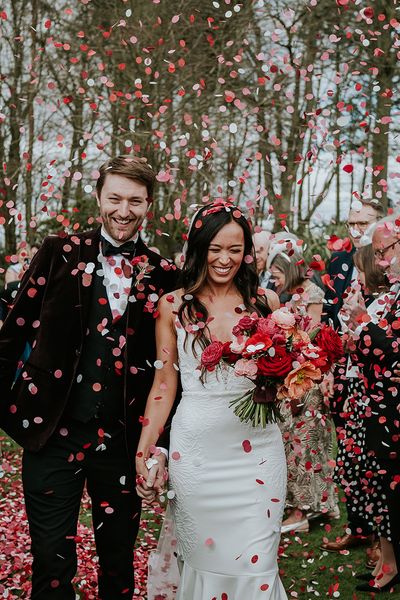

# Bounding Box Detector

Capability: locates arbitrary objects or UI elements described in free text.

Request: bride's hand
[135,451,167,505]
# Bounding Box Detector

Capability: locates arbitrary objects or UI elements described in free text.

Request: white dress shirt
[99,227,168,460]
[99,227,138,320]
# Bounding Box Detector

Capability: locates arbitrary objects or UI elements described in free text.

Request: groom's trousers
[22,418,141,600]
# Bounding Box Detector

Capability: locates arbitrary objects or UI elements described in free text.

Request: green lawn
[1,432,396,599]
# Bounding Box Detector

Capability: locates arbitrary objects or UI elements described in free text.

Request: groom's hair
[96,155,156,201]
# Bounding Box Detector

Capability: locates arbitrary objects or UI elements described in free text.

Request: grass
[1,432,397,599]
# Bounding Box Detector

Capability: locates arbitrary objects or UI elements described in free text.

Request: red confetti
[242,440,252,453]
[251,554,259,563]
[342,164,353,173]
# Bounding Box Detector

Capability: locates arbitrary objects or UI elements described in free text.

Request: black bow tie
[101,238,136,258]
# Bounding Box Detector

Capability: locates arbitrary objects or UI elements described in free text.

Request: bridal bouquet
[200,308,343,428]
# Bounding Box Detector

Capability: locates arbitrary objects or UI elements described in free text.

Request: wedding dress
[149,324,288,600]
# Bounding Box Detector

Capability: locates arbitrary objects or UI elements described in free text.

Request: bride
[136,202,288,599]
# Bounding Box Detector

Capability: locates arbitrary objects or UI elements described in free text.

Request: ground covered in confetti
[0,434,395,599]
[0,435,161,599]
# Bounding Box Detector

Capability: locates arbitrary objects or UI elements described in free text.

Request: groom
[0,155,179,599]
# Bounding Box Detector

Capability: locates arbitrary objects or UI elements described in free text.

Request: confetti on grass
[0,444,160,599]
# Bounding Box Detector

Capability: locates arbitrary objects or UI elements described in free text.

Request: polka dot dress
[334,378,392,540]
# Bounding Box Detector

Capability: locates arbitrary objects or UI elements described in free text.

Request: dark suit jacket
[356,292,400,461]
[323,248,355,329]
[0,228,179,453]
[0,281,20,322]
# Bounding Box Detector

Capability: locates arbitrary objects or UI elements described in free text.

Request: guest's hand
[340,288,367,331]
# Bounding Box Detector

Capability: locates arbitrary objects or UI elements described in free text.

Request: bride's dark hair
[178,202,270,351]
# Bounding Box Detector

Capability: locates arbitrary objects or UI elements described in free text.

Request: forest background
[0,0,399,266]
[1,2,400,597]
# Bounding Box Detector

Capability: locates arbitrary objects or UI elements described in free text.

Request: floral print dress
[279,280,338,514]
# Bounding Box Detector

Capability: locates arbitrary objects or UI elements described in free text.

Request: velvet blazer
[0,228,179,453]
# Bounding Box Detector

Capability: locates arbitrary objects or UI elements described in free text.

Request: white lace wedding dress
[149,325,288,600]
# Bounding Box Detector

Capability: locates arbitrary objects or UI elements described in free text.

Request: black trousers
[22,418,141,600]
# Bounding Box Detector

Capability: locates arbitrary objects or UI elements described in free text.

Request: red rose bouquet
[200,308,343,428]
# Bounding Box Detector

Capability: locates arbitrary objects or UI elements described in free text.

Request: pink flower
[256,317,287,345]
[270,308,296,331]
[232,315,258,336]
[255,317,273,336]
[234,358,258,379]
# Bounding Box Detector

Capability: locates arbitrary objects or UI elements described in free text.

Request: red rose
[314,324,344,366]
[201,341,223,371]
[221,341,239,364]
[232,315,258,336]
[244,333,273,356]
[257,346,293,378]
[313,350,330,374]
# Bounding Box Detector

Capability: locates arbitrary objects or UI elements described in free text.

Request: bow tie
[101,238,136,258]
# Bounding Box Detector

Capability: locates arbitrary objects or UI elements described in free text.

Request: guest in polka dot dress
[324,243,389,565]
[353,216,400,593]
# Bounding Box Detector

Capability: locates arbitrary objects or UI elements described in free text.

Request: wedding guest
[266,233,324,293]
[324,198,384,329]
[324,200,383,425]
[172,248,184,269]
[0,155,179,599]
[323,243,388,563]
[269,247,338,533]
[253,229,272,288]
[4,242,31,285]
[321,199,386,554]
[30,242,41,257]
[352,215,400,593]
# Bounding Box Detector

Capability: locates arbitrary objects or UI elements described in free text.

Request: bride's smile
[207,221,245,285]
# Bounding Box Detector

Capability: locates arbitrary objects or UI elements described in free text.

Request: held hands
[135,449,168,505]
